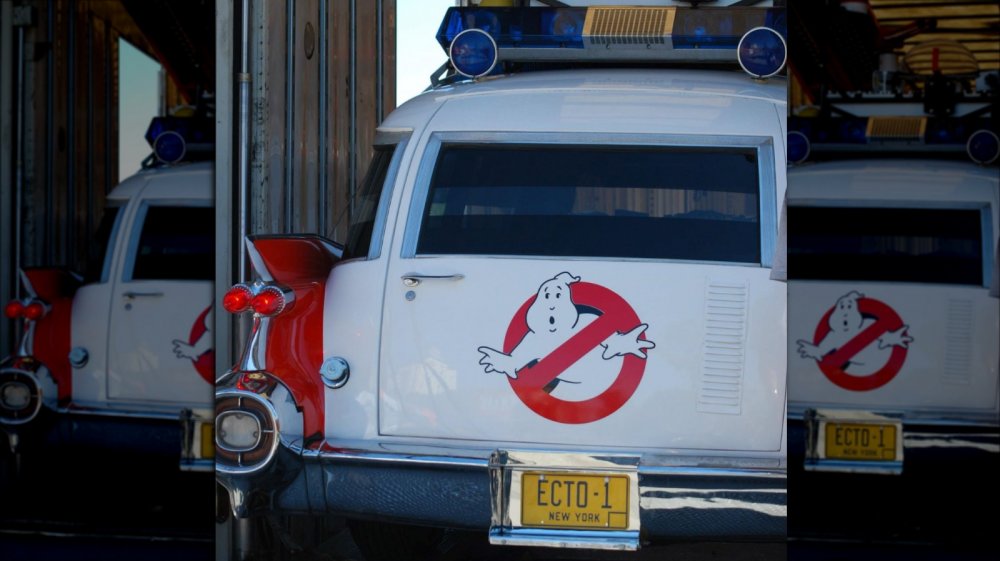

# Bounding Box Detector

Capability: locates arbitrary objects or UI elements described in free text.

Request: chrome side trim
[316,449,489,469]
[58,406,186,421]
[179,458,214,473]
[488,528,639,551]
[215,388,281,476]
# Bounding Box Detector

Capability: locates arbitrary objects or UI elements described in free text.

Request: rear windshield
[788,206,985,285]
[416,144,761,263]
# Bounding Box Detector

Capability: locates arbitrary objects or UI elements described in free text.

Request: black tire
[348,519,446,561]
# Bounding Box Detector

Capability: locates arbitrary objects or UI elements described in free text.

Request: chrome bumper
[231,442,786,545]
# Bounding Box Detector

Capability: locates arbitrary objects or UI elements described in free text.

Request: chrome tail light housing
[0,368,43,425]
[215,387,280,475]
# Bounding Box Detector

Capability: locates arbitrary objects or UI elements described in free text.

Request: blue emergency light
[437,6,786,78]
[967,129,999,165]
[144,116,214,165]
[787,131,810,165]
[450,29,499,79]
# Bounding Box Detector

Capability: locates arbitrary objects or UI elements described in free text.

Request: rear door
[787,203,999,421]
[107,201,214,405]
[379,132,785,452]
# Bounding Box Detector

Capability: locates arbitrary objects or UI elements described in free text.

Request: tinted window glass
[416,144,761,262]
[131,206,214,281]
[344,144,396,259]
[788,206,984,285]
[85,206,122,282]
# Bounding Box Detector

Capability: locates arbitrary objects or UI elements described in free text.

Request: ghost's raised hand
[600,323,655,360]
[477,346,519,379]
[878,326,913,350]
[796,339,823,360]
[172,339,196,360]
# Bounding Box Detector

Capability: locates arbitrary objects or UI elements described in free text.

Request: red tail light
[251,286,288,316]
[23,301,46,321]
[4,300,24,319]
[223,284,254,314]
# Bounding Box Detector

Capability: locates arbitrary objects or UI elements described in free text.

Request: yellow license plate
[825,422,896,461]
[521,472,629,530]
[200,423,215,459]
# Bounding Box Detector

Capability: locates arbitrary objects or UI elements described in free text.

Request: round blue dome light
[449,28,498,79]
[737,27,787,80]
[153,130,186,164]
[788,131,811,165]
[967,129,999,165]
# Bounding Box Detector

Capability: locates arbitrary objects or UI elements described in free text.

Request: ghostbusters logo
[477,272,655,423]
[172,305,215,385]
[797,291,913,391]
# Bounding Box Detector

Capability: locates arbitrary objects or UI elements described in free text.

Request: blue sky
[118,1,457,179]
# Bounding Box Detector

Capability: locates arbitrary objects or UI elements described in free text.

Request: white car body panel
[787,160,1000,423]
[70,162,213,414]
[322,70,787,457]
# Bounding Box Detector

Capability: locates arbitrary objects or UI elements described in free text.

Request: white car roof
[107,160,213,203]
[382,68,786,136]
[787,158,999,204]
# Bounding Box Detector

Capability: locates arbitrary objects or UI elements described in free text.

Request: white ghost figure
[477,272,655,401]
[796,291,913,376]
[172,307,214,361]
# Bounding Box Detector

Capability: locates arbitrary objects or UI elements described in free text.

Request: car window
[416,144,761,263]
[344,144,397,259]
[129,206,214,281]
[84,205,123,283]
[788,206,985,285]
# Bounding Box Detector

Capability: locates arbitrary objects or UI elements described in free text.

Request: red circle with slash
[812,297,907,392]
[503,282,648,424]
[188,305,215,385]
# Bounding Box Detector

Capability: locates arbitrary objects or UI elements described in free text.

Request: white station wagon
[214,4,788,556]
[1,119,215,475]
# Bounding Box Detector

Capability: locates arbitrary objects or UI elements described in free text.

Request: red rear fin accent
[246,236,342,440]
[22,268,81,301]
[248,235,342,287]
[20,269,80,404]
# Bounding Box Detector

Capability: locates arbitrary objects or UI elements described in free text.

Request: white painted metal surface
[322,69,787,456]
[787,159,1000,423]
[71,162,214,413]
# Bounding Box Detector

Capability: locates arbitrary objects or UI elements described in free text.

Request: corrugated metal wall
[246,0,395,239]
[0,0,135,356]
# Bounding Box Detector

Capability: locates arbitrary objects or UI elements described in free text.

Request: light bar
[436,6,786,65]
[788,116,998,164]
[144,116,214,164]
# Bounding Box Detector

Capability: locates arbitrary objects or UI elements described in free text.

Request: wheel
[348,519,445,561]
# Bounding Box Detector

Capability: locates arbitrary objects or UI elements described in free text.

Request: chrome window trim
[981,204,994,289]
[365,130,412,260]
[121,199,213,283]
[401,131,778,268]
[99,203,125,283]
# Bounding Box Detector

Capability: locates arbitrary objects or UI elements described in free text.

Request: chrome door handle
[401,273,464,287]
[123,291,164,298]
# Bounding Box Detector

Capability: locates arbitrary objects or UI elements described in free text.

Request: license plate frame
[823,421,897,462]
[804,409,904,475]
[489,450,641,550]
[520,471,630,531]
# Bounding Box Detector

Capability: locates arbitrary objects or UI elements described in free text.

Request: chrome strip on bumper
[256,444,787,542]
